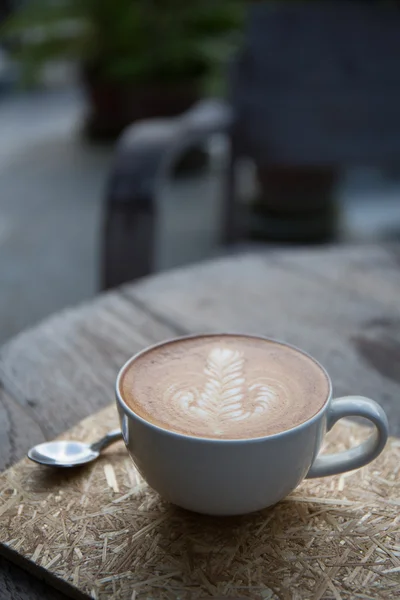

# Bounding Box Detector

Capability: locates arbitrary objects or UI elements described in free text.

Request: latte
[119,335,330,440]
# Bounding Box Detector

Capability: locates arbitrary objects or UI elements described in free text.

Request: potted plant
[2,0,243,139]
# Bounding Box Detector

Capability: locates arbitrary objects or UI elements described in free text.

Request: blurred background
[1,0,400,345]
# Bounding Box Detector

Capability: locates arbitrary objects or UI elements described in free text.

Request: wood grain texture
[1,405,399,600]
[0,388,45,472]
[0,291,177,447]
[1,243,400,598]
[0,557,69,600]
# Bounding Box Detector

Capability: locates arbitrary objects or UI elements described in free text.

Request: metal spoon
[27,429,123,467]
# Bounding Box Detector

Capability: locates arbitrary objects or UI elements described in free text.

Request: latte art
[167,347,282,435]
[120,335,330,439]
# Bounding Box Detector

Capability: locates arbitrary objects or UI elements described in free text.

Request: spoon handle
[90,429,123,453]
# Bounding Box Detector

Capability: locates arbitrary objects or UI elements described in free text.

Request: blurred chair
[102,1,400,290]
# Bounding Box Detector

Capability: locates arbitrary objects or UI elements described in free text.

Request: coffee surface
[120,335,330,439]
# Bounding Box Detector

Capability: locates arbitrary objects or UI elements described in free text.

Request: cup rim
[115,333,333,444]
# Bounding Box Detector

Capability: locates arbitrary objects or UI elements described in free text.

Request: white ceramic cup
[116,335,388,516]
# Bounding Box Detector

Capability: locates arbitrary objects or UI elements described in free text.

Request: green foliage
[1,0,244,86]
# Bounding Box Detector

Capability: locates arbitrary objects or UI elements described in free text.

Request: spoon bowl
[28,441,100,467]
[27,430,123,468]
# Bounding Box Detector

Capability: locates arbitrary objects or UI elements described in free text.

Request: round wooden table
[1,244,400,599]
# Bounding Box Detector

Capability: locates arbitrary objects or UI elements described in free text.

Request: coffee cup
[116,334,388,516]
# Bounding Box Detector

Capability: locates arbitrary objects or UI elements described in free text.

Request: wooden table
[1,244,400,599]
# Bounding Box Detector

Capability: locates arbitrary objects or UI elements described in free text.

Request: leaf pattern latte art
[167,347,280,434]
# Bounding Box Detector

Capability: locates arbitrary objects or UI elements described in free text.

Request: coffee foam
[120,335,330,440]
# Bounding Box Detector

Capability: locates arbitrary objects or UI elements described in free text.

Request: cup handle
[306,396,388,479]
